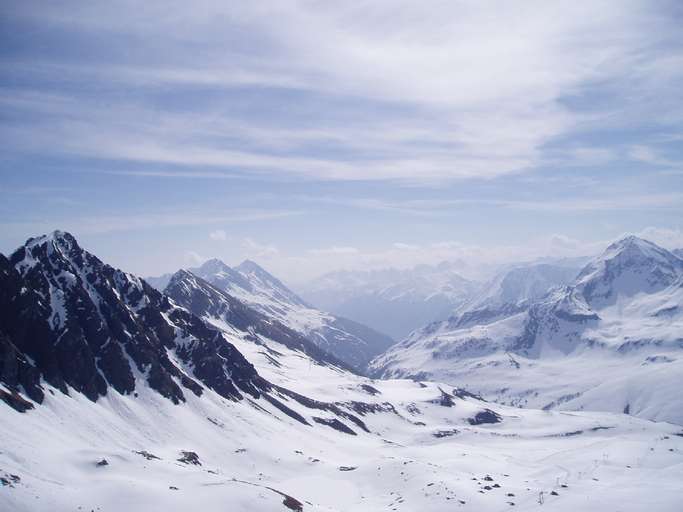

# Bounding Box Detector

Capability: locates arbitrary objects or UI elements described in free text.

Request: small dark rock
[96,459,109,467]
[177,451,201,465]
[134,450,160,460]
[432,428,459,438]
[467,409,502,425]
[312,417,356,436]
[282,495,303,511]
[360,384,381,396]
[550,491,559,496]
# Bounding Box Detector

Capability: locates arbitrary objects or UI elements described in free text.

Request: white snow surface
[2,324,683,512]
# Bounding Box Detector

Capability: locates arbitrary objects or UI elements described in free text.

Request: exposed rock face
[0,231,391,439]
[164,269,347,369]
[0,231,267,410]
[182,258,395,370]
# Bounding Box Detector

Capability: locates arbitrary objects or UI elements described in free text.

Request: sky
[1,0,683,284]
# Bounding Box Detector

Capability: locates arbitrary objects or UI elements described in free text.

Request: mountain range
[298,257,588,340]
[299,263,481,339]
[1,231,682,511]
[370,236,683,424]
[149,259,395,370]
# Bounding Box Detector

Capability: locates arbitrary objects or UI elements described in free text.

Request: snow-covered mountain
[163,269,347,369]
[0,231,319,412]
[456,263,579,315]
[300,262,480,340]
[3,232,683,512]
[156,258,395,370]
[370,236,683,425]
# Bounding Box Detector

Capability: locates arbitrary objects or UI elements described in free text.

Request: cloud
[548,234,581,251]
[297,192,683,216]
[3,2,682,183]
[0,209,303,237]
[633,227,683,249]
[209,229,227,241]
[393,243,418,250]
[309,246,359,255]
[184,250,206,265]
[628,145,681,168]
[251,225,683,284]
[241,238,279,259]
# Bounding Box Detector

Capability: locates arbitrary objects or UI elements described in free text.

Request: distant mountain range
[148,258,395,370]
[370,236,683,424]
[299,258,588,340]
[299,262,480,339]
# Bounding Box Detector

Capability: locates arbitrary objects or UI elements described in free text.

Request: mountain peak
[597,235,680,269]
[196,258,231,275]
[12,230,84,273]
[236,259,268,274]
[26,230,79,250]
[168,268,196,285]
[235,259,305,304]
[575,236,682,303]
[608,235,659,253]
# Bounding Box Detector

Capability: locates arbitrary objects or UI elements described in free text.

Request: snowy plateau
[1,231,682,512]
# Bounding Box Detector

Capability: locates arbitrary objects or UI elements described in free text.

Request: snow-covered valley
[3,345,683,512]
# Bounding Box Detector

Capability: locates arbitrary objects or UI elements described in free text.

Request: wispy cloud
[3,1,682,183]
[0,209,305,237]
[241,238,279,259]
[309,246,359,256]
[209,229,228,241]
[242,226,683,284]
[295,192,683,216]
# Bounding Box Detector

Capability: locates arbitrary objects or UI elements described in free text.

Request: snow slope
[3,339,683,512]
[370,237,683,425]
[177,259,395,370]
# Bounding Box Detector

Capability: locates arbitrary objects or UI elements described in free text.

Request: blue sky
[1,1,682,282]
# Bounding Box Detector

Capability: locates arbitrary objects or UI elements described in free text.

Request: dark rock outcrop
[164,269,348,370]
[0,232,266,409]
